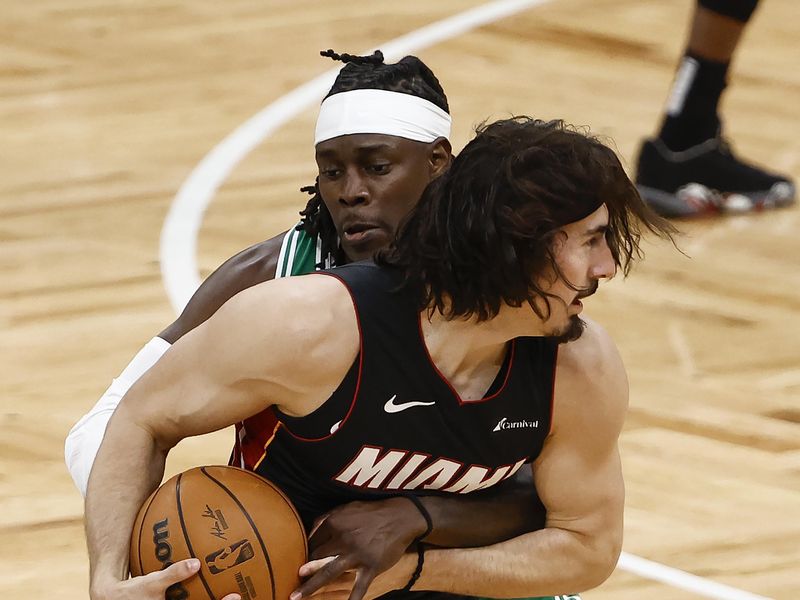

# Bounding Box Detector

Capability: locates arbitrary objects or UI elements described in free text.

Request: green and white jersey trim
[275,223,330,278]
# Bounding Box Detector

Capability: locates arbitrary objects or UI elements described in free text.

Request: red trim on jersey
[278,271,364,443]
[228,441,240,468]
[253,420,282,471]
[417,314,516,405]
[230,409,281,471]
[547,343,559,436]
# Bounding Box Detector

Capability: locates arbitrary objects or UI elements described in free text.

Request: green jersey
[274,225,330,278]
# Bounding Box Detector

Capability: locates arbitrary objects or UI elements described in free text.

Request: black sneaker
[635,137,796,217]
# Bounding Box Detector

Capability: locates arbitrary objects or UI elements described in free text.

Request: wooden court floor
[1,1,798,598]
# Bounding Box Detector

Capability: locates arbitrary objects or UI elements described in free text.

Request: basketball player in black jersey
[68,51,559,599]
[84,116,674,600]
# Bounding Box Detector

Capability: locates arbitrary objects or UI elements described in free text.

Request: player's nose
[591,242,616,280]
[339,171,369,206]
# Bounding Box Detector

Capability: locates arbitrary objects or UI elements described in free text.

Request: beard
[549,280,597,343]
[553,315,586,344]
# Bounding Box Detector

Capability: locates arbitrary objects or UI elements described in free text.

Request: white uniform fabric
[314,89,451,145]
[64,336,171,496]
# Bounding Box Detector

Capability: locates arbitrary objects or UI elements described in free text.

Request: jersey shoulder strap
[275,225,325,277]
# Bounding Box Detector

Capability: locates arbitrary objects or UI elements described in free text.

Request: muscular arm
[300,469,544,600]
[309,469,543,562]
[85,275,359,600]
[65,234,285,495]
[379,320,628,597]
[421,470,544,547]
[159,234,284,343]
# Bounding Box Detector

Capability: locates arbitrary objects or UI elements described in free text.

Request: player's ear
[428,137,452,178]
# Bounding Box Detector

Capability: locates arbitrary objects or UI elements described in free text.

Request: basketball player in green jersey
[68,52,581,600]
[66,48,452,487]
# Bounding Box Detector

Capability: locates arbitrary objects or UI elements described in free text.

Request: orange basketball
[130,465,307,600]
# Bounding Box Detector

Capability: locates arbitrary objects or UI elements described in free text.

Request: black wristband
[401,542,425,592]
[400,493,433,542]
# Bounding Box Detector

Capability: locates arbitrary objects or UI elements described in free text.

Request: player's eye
[319,167,341,179]
[369,163,391,174]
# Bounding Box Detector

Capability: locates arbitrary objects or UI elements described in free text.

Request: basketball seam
[201,466,278,600]
[176,471,216,600]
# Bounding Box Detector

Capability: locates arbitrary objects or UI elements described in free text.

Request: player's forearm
[416,526,620,597]
[85,406,169,597]
[420,477,545,547]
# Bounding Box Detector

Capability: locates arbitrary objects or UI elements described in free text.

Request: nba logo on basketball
[205,539,256,574]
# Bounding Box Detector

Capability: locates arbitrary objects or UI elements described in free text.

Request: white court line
[667,320,697,379]
[158,2,774,599]
[618,553,773,600]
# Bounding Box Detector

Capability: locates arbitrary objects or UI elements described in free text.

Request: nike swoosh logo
[383,394,435,414]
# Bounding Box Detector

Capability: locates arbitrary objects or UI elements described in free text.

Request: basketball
[130,465,307,600]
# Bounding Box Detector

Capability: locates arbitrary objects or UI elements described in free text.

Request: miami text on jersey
[334,445,527,493]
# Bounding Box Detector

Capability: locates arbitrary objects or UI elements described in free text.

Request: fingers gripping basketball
[130,466,307,600]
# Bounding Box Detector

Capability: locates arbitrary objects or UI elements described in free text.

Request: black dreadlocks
[297,49,450,268]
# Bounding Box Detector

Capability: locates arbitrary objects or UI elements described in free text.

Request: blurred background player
[635,0,796,217]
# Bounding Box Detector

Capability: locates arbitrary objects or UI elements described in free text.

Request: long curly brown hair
[379,117,676,321]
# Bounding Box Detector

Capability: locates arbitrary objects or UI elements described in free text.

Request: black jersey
[252,262,558,531]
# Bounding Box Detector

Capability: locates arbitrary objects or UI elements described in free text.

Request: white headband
[314,89,451,145]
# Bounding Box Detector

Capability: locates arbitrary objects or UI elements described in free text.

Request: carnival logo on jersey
[334,445,526,494]
[492,417,538,432]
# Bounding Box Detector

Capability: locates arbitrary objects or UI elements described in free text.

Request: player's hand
[293,553,417,600]
[291,497,427,600]
[90,559,241,600]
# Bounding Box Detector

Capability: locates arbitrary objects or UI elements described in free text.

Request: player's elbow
[143,411,185,452]
[577,531,622,590]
